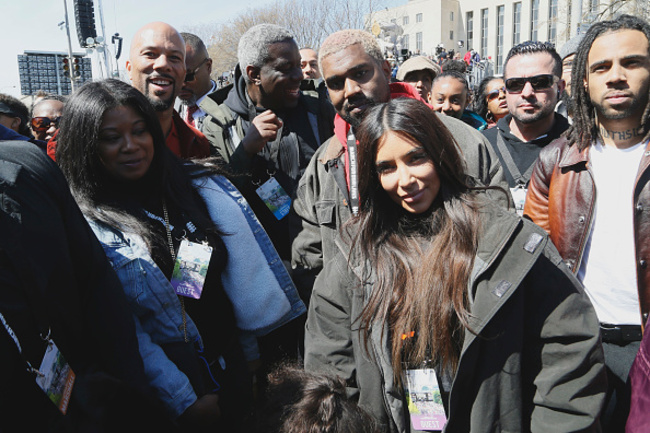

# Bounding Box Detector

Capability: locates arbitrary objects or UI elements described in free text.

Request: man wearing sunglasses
[127,22,210,159]
[177,32,216,132]
[482,41,569,215]
[526,16,650,432]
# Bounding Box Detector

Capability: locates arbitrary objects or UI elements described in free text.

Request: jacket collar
[558,137,590,168]
[558,136,650,171]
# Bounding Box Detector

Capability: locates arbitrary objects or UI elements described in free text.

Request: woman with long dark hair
[474,75,508,129]
[304,97,606,432]
[55,79,305,431]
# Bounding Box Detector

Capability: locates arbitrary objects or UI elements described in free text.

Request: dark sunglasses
[486,86,506,101]
[31,116,61,131]
[184,58,209,82]
[504,74,559,93]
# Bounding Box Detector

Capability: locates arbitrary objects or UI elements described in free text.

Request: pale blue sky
[1,0,402,99]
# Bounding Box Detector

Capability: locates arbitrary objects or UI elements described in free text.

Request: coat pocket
[316,200,336,226]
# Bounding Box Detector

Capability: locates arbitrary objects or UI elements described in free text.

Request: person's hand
[240,110,283,157]
[178,394,220,428]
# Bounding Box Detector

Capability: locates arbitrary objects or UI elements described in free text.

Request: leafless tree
[589,0,650,21]
[203,0,388,77]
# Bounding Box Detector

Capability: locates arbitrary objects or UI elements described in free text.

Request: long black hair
[354,97,483,382]
[56,78,221,249]
[568,14,650,150]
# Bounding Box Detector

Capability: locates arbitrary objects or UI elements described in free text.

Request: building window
[403,16,409,25]
[531,0,539,40]
[587,0,599,22]
[450,11,454,21]
[416,13,423,23]
[416,32,423,53]
[496,5,505,74]
[450,30,454,40]
[466,11,474,50]
[403,34,409,50]
[548,0,558,44]
[481,8,488,58]
[513,2,522,45]
[391,18,396,24]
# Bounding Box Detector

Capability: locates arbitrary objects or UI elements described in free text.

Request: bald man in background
[127,22,209,158]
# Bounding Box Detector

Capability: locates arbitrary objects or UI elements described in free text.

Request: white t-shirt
[578,140,646,325]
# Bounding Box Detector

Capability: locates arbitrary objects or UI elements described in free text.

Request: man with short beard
[482,41,569,215]
[525,15,650,432]
[127,22,209,159]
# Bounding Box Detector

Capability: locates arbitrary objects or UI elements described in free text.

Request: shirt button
[578,216,586,224]
[637,204,644,214]
[640,259,647,269]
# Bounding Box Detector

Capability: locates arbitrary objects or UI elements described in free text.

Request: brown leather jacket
[525,136,650,326]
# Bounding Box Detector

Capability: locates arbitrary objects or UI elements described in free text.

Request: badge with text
[256,177,291,220]
[510,185,528,217]
[404,368,448,431]
[35,340,76,415]
[171,239,213,299]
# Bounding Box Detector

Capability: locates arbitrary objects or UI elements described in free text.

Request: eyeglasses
[486,87,506,102]
[31,116,61,131]
[504,74,559,93]
[184,58,209,82]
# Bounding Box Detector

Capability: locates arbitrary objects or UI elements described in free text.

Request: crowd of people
[1,13,650,433]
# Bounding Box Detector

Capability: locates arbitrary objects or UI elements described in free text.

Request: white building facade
[371,0,645,75]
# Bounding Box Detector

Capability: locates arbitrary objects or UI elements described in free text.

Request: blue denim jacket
[89,174,305,418]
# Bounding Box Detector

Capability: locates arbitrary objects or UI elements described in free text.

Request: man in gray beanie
[556,33,585,120]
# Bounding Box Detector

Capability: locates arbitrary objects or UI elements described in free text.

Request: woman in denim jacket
[56,79,305,431]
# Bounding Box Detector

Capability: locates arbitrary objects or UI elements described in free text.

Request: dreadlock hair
[568,14,650,151]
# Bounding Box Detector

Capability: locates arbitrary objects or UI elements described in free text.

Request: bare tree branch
[202,0,391,77]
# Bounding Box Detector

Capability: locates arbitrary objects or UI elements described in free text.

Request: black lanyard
[347,130,360,216]
[495,133,535,187]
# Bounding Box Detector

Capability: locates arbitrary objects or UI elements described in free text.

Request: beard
[341,96,377,128]
[593,94,646,120]
[513,101,556,124]
[180,93,197,107]
[145,82,176,112]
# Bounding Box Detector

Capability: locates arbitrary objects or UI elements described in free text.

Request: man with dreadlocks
[525,15,650,432]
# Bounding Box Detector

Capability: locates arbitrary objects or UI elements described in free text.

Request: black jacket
[0,141,170,432]
[482,113,570,188]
